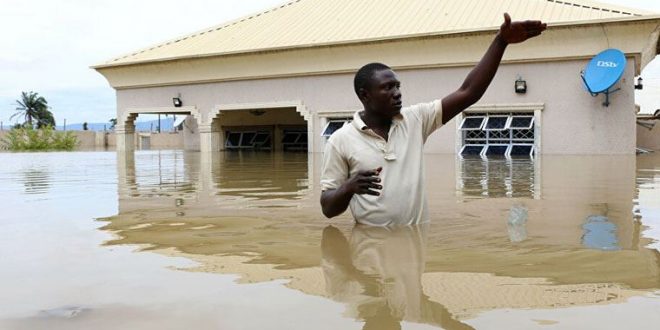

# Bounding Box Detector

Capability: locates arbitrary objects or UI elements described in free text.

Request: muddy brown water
[0,151,659,329]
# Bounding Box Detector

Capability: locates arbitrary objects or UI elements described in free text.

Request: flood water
[1,150,659,329]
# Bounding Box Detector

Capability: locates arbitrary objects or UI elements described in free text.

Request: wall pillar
[199,124,221,153]
[115,124,135,152]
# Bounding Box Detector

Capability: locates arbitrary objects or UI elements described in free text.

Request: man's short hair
[353,63,391,96]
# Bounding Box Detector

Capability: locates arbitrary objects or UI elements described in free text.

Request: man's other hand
[498,13,547,44]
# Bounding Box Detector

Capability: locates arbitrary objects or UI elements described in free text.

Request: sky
[1,0,660,127]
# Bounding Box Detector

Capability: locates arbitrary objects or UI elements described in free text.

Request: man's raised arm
[441,13,546,124]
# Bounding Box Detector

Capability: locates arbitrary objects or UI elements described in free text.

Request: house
[93,0,660,155]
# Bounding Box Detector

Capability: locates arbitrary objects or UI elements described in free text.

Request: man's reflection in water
[321,225,474,330]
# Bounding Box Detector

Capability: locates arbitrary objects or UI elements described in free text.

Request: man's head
[354,63,402,118]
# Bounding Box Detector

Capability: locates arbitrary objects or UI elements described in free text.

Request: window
[459,116,486,130]
[484,145,509,156]
[226,132,242,148]
[508,145,535,157]
[460,112,536,158]
[225,131,272,150]
[282,130,308,151]
[460,145,485,156]
[509,116,534,130]
[484,116,509,131]
[240,132,256,147]
[322,118,352,137]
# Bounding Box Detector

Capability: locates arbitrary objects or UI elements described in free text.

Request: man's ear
[357,88,370,103]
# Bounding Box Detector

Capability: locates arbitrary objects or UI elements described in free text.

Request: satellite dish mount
[580,49,626,107]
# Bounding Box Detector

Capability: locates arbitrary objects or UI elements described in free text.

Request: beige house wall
[637,122,660,151]
[116,58,638,154]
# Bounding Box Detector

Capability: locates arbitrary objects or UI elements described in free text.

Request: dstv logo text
[597,61,618,68]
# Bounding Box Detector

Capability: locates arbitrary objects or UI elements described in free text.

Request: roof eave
[91,14,660,71]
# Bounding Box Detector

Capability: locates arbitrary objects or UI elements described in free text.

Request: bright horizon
[1,0,659,126]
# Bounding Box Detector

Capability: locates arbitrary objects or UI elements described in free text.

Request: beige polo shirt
[321,100,443,226]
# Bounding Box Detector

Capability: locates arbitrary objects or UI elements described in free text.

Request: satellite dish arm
[580,70,598,96]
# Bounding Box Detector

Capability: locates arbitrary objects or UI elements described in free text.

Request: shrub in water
[1,126,78,151]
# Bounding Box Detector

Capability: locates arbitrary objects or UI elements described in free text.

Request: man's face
[361,69,402,118]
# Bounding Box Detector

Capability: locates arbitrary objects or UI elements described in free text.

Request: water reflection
[321,225,474,330]
[458,157,538,199]
[100,151,660,328]
[20,168,50,195]
[507,204,528,243]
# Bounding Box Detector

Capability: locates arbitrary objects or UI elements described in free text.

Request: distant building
[93,0,660,155]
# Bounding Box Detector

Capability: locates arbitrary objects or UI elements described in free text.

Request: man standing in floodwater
[320,14,547,226]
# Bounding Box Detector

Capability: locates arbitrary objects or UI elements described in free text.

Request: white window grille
[322,118,352,137]
[460,112,535,158]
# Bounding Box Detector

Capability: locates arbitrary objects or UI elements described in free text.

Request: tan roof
[97,0,655,67]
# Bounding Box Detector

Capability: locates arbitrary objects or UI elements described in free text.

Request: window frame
[459,144,486,157]
[459,116,487,131]
[321,118,352,137]
[482,144,511,157]
[507,115,535,130]
[506,144,535,157]
[483,115,511,131]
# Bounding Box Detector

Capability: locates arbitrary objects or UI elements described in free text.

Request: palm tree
[35,106,56,128]
[12,91,51,128]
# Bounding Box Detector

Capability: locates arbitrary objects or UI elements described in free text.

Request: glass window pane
[226,132,241,147]
[510,145,534,156]
[509,116,534,129]
[240,132,256,147]
[322,121,347,136]
[460,117,485,130]
[460,145,484,156]
[282,132,301,144]
[485,116,508,130]
[485,145,508,156]
[253,132,270,144]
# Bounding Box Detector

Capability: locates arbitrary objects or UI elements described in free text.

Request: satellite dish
[580,49,627,107]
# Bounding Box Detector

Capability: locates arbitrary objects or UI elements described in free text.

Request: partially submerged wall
[637,122,660,151]
[0,130,185,151]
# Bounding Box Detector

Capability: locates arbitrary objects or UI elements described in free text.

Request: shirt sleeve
[320,140,349,191]
[412,99,443,141]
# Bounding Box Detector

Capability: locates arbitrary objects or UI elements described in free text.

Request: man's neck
[360,111,392,141]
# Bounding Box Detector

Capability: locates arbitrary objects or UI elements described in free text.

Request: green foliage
[12,91,55,128]
[109,118,117,129]
[1,126,78,151]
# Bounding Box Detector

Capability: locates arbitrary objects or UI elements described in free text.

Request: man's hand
[320,167,382,218]
[346,167,382,196]
[498,13,547,45]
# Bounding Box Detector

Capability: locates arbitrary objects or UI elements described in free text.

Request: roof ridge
[544,0,645,17]
[109,0,303,63]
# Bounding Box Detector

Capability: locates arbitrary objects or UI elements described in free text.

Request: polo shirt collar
[352,111,404,132]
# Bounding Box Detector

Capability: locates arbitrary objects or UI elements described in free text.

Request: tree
[83,122,88,131]
[11,91,54,128]
[35,106,55,128]
[109,118,117,130]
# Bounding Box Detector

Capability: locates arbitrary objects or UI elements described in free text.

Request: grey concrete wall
[116,59,638,154]
[637,122,660,151]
